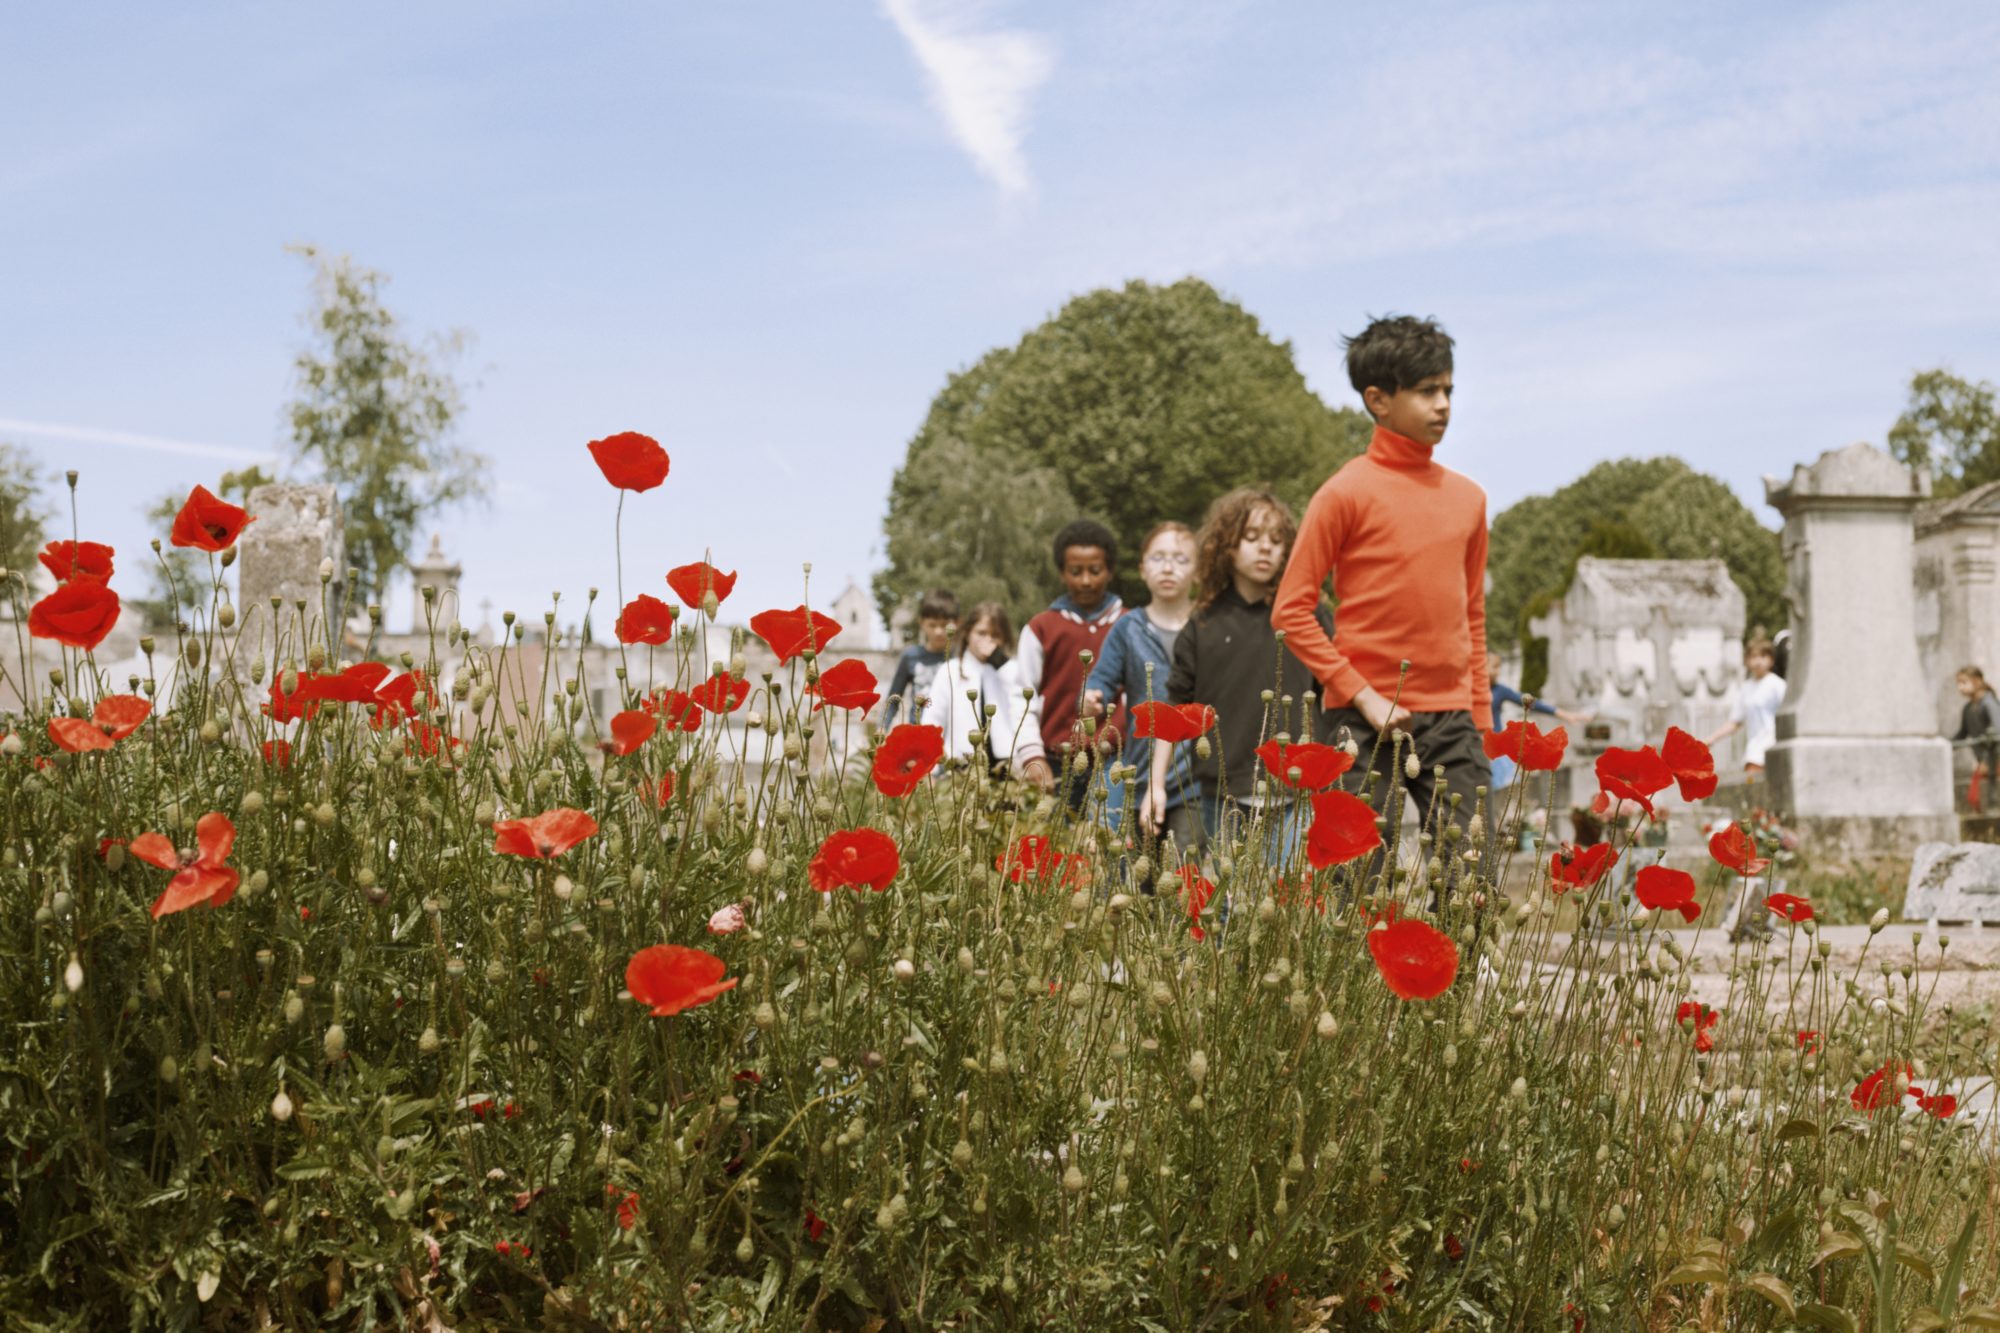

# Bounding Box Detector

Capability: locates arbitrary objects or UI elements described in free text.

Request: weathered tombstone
[1905,842,2000,923]
[237,484,344,651]
[1913,478,2000,735]
[1763,444,1954,856]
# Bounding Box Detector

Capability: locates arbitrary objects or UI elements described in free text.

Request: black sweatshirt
[1166,584,1328,801]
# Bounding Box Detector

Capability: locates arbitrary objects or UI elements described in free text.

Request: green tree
[286,245,488,606]
[0,443,49,581]
[1887,368,2000,498]
[1489,458,1785,693]
[878,278,1370,630]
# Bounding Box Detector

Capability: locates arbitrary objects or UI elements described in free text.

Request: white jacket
[920,652,1029,770]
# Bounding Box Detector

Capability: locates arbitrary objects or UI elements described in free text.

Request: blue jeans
[1198,790,1306,867]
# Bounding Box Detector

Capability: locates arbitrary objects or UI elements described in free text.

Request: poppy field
[3,444,1999,1330]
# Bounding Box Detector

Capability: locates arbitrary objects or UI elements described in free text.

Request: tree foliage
[286,245,488,607]
[1489,457,1786,681]
[877,278,1370,630]
[1887,368,2000,498]
[0,442,49,581]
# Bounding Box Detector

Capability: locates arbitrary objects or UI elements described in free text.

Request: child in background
[1143,488,1324,859]
[1705,636,1785,778]
[1016,520,1127,807]
[1272,315,1492,837]
[1950,664,2000,810]
[1086,522,1201,858]
[922,602,1026,779]
[882,590,959,729]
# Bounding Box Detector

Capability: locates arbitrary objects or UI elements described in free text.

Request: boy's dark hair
[1052,519,1118,571]
[1344,314,1454,399]
[917,589,961,623]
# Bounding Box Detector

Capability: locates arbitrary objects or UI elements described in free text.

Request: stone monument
[1763,444,1954,856]
[1913,478,2000,736]
[1905,842,2000,923]
[237,484,344,650]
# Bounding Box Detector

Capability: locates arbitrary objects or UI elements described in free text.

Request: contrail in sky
[0,417,275,464]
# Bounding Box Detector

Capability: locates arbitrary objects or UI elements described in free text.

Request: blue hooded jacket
[1085,607,1196,811]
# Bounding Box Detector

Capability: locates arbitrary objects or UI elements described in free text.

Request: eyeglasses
[1143,553,1193,569]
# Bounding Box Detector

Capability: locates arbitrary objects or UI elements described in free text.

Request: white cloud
[881,0,1055,195]
[0,417,273,464]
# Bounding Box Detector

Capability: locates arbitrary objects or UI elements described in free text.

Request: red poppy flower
[615,593,676,646]
[94,694,152,740]
[613,1189,641,1230]
[1851,1061,1915,1114]
[1708,823,1771,876]
[641,688,704,732]
[169,484,254,551]
[689,674,749,714]
[1306,789,1383,868]
[625,943,737,1016]
[27,579,121,650]
[666,561,738,611]
[1635,865,1701,923]
[129,811,240,918]
[407,720,460,760]
[872,724,944,797]
[587,431,670,493]
[807,659,881,713]
[1255,739,1355,790]
[48,716,117,754]
[751,605,842,663]
[492,808,600,858]
[1661,726,1718,800]
[1482,720,1568,772]
[637,772,676,807]
[264,674,320,723]
[262,738,293,768]
[1178,865,1216,941]
[1765,892,1814,923]
[1796,1030,1820,1054]
[809,827,901,892]
[1675,1000,1719,1052]
[1129,702,1216,743]
[1915,1090,1958,1119]
[1366,918,1459,1000]
[38,539,114,584]
[804,1208,828,1242]
[1549,842,1617,893]
[1595,746,1673,816]
[311,661,393,705]
[604,709,657,756]
[370,670,435,729]
[996,834,1060,883]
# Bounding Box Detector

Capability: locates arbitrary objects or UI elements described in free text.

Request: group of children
[881,315,1495,862]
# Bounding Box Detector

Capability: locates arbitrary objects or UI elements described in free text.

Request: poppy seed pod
[1187,1050,1208,1087]
[64,956,84,992]
[419,1027,441,1055]
[1405,752,1421,780]
[1195,737,1212,761]
[271,1089,294,1122]
[1316,1012,1338,1040]
[892,958,916,983]
[323,1024,347,1059]
[1063,1165,1085,1194]
[746,848,769,878]
[1869,908,1889,934]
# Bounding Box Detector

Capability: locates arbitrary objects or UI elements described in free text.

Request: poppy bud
[313,802,335,828]
[956,947,976,973]
[1063,1165,1085,1194]
[1316,1012,1338,1040]
[64,956,84,993]
[240,790,264,816]
[200,720,221,744]
[159,1055,179,1084]
[1404,752,1421,780]
[736,1233,755,1262]
[1195,737,1212,760]
[1187,1050,1208,1087]
[892,958,916,983]
[419,1027,441,1055]
[1509,1076,1527,1099]
[271,1089,294,1122]
[952,1139,974,1168]
[323,1024,347,1059]
[283,994,304,1024]
[184,640,202,668]
[1869,908,1889,934]
[0,734,19,757]
[754,1002,777,1031]
[746,848,769,878]
[217,602,236,630]
[553,875,574,902]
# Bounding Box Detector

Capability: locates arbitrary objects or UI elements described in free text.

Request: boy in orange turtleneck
[1271,314,1492,832]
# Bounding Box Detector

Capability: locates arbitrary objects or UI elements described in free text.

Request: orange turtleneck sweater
[1272,425,1493,730]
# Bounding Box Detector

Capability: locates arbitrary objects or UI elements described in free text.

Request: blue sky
[3,1,1996,637]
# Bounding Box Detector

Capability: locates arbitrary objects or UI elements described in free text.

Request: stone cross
[1763,443,1953,856]
[237,483,344,651]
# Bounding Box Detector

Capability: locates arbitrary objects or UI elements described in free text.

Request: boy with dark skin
[1016,520,1126,799]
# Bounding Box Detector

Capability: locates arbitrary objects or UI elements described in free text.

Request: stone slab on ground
[1906,842,2000,923]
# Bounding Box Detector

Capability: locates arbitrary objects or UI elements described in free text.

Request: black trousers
[1323,707,1491,837]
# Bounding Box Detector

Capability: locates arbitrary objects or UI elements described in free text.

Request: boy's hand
[1355,686,1411,735]
[1082,688,1105,717]
[1138,781,1167,835]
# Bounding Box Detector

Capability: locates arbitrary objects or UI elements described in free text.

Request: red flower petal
[1255,739,1355,790]
[605,709,657,757]
[750,605,842,664]
[38,539,114,584]
[169,484,254,551]
[1130,702,1215,743]
[587,432,670,493]
[94,694,151,740]
[1634,864,1701,923]
[807,658,882,713]
[625,944,737,1016]
[27,580,121,650]
[872,724,943,797]
[194,811,236,867]
[151,865,239,918]
[1306,789,1383,868]
[1661,726,1718,801]
[615,593,677,646]
[642,688,706,732]
[1483,721,1568,772]
[996,834,1058,883]
[808,827,901,892]
[637,772,676,808]
[125,831,182,871]
[493,808,600,859]
[1595,745,1673,815]
[1708,823,1771,876]
[48,716,114,753]
[1366,918,1459,1000]
[262,739,293,768]
[688,674,749,714]
[1550,842,1618,893]
[665,561,738,610]
[1764,892,1814,923]
[1178,865,1215,939]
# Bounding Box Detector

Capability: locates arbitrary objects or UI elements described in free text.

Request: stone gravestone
[237,483,344,651]
[1905,842,2000,923]
[1763,443,1954,857]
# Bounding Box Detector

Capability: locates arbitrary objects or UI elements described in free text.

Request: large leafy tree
[286,245,489,606]
[877,278,1370,629]
[1888,368,2000,498]
[0,443,49,582]
[1488,458,1786,692]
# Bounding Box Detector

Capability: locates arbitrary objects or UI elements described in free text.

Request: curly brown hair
[1193,486,1296,610]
